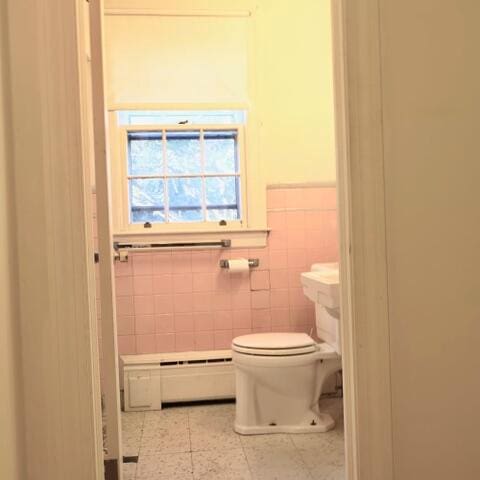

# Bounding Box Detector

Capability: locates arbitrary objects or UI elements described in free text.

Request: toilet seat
[232,332,317,356]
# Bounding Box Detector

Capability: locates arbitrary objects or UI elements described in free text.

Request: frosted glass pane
[169,209,203,223]
[128,132,163,175]
[166,131,201,175]
[204,131,237,174]
[131,208,165,223]
[207,208,239,221]
[129,178,165,223]
[167,177,202,208]
[205,176,239,207]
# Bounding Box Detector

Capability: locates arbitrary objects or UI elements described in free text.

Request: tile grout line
[291,438,316,480]
[135,412,146,480]
[238,434,255,480]
[187,408,195,479]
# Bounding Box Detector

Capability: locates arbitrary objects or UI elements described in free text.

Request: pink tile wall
[116,185,339,355]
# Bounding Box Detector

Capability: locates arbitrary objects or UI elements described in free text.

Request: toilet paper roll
[226,258,250,273]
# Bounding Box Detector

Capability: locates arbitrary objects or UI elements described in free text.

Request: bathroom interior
[91,1,344,479]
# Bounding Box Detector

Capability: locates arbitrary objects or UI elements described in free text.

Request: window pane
[167,177,203,222]
[204,131,237,174]
[131,208,165,223]
[207,208,239,221]
[205,176,239,207]
[166,131,201,175]
[129,178,165,223]
[128,132,163,175]
[169,209,203,223]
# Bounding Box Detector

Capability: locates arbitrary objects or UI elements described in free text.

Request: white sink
[301,265,340,309]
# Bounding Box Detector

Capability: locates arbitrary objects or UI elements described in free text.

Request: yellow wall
[257,0,336,184]
[104,0,336,185]
[0,3,25,478]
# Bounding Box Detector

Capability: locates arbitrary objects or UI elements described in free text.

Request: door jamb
[333,1,394,479]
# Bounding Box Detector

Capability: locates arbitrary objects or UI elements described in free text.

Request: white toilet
[232,263,342,434]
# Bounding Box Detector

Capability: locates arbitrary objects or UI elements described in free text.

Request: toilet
[232,263,342,434]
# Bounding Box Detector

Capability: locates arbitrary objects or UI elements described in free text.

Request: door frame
[5,0,394,478]
[6,0,105,478]
[332,1,394,478]
[88,0,124,475]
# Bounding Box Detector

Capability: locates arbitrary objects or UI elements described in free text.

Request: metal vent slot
[207,358,229,363]
[187,359,208,365]
[160,361,179,366]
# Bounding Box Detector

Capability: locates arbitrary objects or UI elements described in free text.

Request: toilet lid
[232,333,316,356]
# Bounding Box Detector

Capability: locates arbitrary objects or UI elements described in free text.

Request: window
[127,127,242,225]
[105,11,267,246]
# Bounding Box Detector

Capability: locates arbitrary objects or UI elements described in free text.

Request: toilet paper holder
[219,258,260,269]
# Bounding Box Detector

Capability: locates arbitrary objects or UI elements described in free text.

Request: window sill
[113,228,269,249]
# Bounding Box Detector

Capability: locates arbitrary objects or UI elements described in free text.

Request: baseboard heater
[120,350,235,412]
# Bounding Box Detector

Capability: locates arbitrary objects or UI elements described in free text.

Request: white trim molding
[266,182,337,190]
[6,0,104,478]
[333,0,394,479]
[104,8,252,18]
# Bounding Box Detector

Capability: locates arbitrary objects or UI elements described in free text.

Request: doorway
[90,1,347,480]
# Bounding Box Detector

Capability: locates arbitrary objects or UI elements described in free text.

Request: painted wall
[257,0,336,184]
[115,185,338,354]
[380,1,480,478]
[104,0,336,185]
[0,4,25,478]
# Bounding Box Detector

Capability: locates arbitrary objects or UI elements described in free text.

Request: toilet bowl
[232,263,342,435]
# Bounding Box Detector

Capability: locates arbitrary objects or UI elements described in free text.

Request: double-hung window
[105,13,267,246]
[110,110,251,235]
[126,126,243,225]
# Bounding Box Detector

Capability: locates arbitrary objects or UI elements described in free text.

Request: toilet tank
[305,263,341,354]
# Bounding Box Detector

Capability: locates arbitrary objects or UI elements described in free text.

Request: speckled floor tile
[122,412,145,457]
[189,413,242,452]
[187,403,236,421]
[140,427,191,455]
[122,411,146,429]
[244,446,313,480]
[309,465,345,480]
[192,448,252,480]
[143,408,189,428]
[239,433,294,449]
[135,452,193,480]
[290,431,345,468]
[120,400,344,479]
[122,462,137,480]
[140,409,191,455]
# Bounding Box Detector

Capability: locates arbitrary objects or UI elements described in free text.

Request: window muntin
[126,128,242,225]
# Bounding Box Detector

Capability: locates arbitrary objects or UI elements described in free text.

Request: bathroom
[91,1,344,479]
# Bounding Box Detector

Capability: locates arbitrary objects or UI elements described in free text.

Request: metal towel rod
[113,239,231,251]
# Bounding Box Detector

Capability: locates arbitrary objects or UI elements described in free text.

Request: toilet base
[234,412,336,435]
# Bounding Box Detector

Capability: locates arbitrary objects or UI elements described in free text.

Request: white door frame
[89,0,124,475]
[6,0,104,478]
[333,1,394,478]
[5,0,394,478]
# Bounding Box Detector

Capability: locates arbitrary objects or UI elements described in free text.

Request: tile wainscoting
[114,185,338,355]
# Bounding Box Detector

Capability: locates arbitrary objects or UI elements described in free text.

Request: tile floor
[122,398,344,480]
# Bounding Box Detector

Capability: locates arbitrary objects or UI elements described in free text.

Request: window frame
[114,122,248,235]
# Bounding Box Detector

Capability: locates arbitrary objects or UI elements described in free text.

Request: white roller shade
[104,14,250,106]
